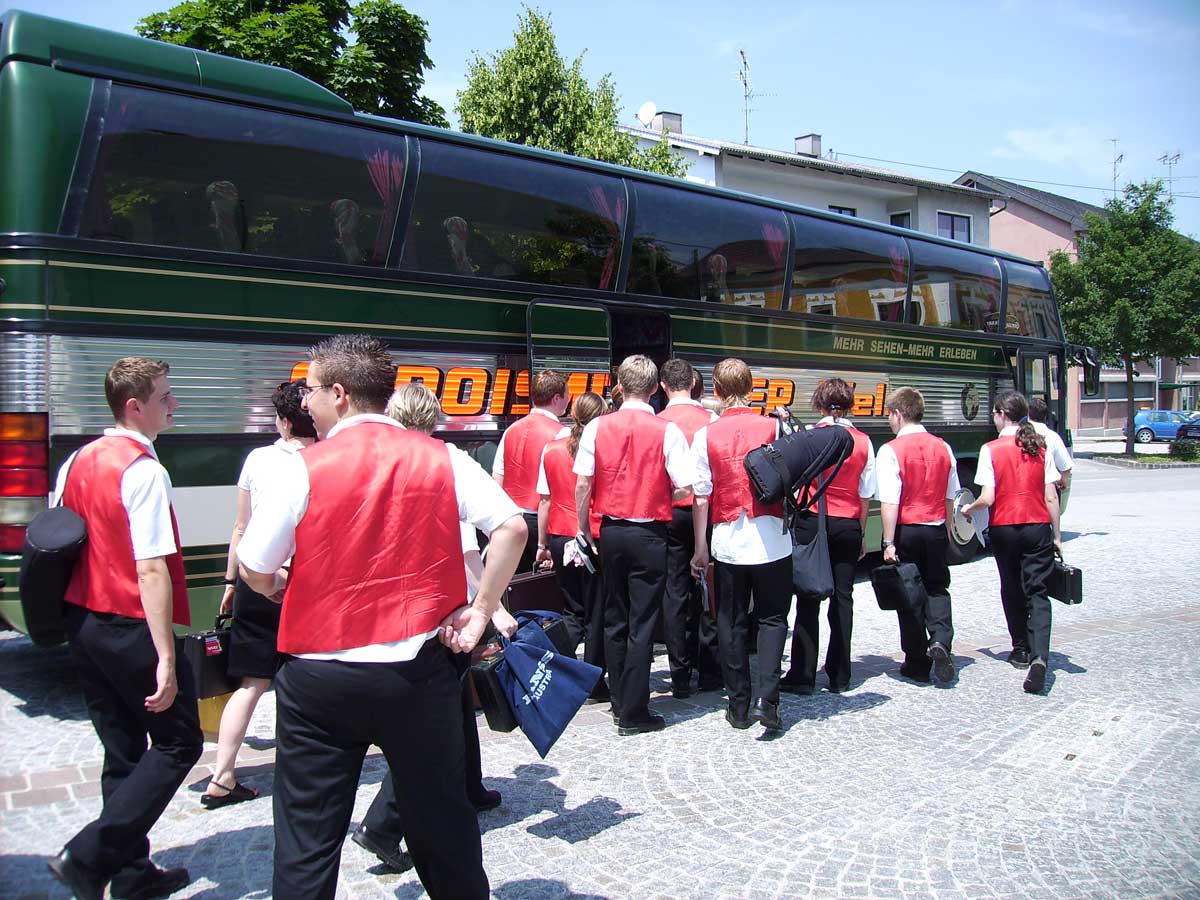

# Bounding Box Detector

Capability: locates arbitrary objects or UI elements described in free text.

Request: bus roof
[0,8,352,114]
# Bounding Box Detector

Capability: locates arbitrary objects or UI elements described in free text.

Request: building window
[937,212,971,243]
[890,212,911,229]
[829,205,857,217]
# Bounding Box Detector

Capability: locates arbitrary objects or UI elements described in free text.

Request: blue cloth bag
[495,611,602,758]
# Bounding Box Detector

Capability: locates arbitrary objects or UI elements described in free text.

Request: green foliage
[136,0,447,126]
[1049,182,1200,454]
[1168,438,1199,461]
[455,7,686,178]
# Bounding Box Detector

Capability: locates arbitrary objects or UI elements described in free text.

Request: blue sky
[20,0,1200,237]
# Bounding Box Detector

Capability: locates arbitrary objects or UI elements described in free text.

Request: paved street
[2,459,1198,899]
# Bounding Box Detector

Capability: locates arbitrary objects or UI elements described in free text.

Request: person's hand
[219,584,235,616]
[491,605,519,639]
[145,658,178,713]
[690,547,709,580]
[883,544,898,564]
[858,538,867,561]
[535,546,553,570]
[579,531,598,554]
[1053,537,1063,556]
[438,604,491,654]
[267,568,288,603]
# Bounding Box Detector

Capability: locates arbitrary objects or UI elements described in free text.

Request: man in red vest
[48,358,203,900]
[877,387,961,684]
[237,334,526,900]
[493,369,569,572]
[656,358,720,697]
[574,355,694,735]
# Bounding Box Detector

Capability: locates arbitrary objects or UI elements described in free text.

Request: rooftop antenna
[1157,151,1181,200]
[1110,138,1123,199]
[736,50,756,145]
[636,101,657,129]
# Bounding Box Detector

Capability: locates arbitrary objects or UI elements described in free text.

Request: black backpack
[19,453,87,647]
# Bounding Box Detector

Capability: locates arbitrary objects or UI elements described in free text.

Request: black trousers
[895,523,954,676]
[663,507,720,689]
[516,511,540,574]
[62,604,203,885]
[361,652,484,845]
[272,641,487,900]
[548,534,606,672]
[989,522,1055,662]
[715,555,792,715]
[599,518,667,724]
[788,515,861,691]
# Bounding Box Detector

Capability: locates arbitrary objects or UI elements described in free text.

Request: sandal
[200,780,259,809]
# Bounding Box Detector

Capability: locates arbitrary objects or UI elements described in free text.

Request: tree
[136,0,448,126]
[455,7,686,178]
[1050,182,1200,455]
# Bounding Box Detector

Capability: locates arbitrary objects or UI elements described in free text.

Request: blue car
[1125,409,1199,443]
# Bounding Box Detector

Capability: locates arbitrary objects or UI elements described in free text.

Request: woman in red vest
[536,391,607,689]
[690,358,791,732]
[783,378,876,695]
[960,390,1062,694]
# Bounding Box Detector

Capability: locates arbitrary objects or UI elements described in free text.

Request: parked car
[1176,413,1200,441]
[1125,410,1198,443]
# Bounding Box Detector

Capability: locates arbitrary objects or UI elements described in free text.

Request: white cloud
[990,126,1114,180]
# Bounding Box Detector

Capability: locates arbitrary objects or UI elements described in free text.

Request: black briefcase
[1048,558,1083,605]
[869,561,928,613]
[470,646,518,733]
[182,615,238,699]
[503,569,563,615]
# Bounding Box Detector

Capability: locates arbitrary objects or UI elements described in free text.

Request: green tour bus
[0,9,1098,634]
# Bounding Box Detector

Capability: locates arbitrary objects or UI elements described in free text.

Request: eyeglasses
[298,383,333,398]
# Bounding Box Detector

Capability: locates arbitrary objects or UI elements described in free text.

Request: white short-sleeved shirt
[1030,421,1072,474]
[816,416,878,499]
[692,414,790,565]
[237,414,521,662]
[52,428,178,561]
[975,426,1060,487]
[491,407,569,486]
[237,438,304,516]
[875,423,961,525]
[572,400,693,523]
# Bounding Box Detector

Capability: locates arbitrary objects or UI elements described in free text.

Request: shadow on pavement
[0,634,89,722]
[494,878,611,899]
[154,823,275,899]
[766,689,890,737]
[476,763,639,843]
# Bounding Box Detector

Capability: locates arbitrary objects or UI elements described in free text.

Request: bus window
[402,140,625,289]
[73,84,407,266]
[909,240,1001,331]
[627,183,788,308]
[789,213,909,320]
[1003,260,1060,339]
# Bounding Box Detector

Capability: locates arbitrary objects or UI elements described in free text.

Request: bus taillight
[0,413,50,553]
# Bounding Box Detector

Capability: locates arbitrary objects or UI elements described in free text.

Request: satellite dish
[636,101,657,127]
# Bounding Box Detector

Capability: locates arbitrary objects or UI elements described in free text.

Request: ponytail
[1015,421,1045,458]
[567,392,606,458]
[994,389,1045,458]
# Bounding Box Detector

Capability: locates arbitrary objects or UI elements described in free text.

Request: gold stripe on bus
[186,572,224,582]
[0,303,46,312]
[47,305,524,340]
[184,552,232,562]
[46,260,526,307]
[673,340,998,370]
[0,259,48,265]
[530,332,607,343]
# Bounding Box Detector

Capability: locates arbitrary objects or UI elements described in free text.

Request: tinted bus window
[627,183,788,308]
[75,84,406,266]
[909,240,1001,331]
[402,141,625,289]
[1003,260,1060,338]
[790,213,909,321]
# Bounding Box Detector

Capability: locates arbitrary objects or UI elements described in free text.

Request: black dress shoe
[697,677,724,692]
[724,708,753,730]
[671,683,692,699]
[110,864,191,900]
[586,682,611,703]
[928,642,956,683]
[826,683,849,694]
[753,699,783,732]
[617,713,666,736]
[48,849,106,900]
[469,788,502,812]
[898,665,931,683]
[1007,648,1032,669]
[1023,660,1047,694]
[779,679,815,696]
[351,825,413,873]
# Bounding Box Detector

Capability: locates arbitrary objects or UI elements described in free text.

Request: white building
[622,113,992,246]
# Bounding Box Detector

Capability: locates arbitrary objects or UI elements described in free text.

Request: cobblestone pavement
[3,460,1199,899]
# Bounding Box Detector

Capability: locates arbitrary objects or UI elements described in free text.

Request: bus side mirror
[1083,347,1100,395]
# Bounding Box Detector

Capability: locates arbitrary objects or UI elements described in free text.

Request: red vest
[542,437,600,538]
[707,408,783,524]
[807,424,872,519]
[987,438,1051,526]
[592,407,674,522]
[659,402,712,509]
[63,435,189,625]
[502,412,563,509]
[278,423,466,655]
[888,431,952,525]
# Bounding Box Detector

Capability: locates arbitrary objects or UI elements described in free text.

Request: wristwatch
[881,540,894,550]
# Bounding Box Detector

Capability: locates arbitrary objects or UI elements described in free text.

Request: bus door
[1017,347,1063,431]
[607,305,672,411]
[527,299,615,404]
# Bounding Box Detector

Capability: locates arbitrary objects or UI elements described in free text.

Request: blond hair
[617,355,658,397]
[712,358,753,404]
[386,382,441,434]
